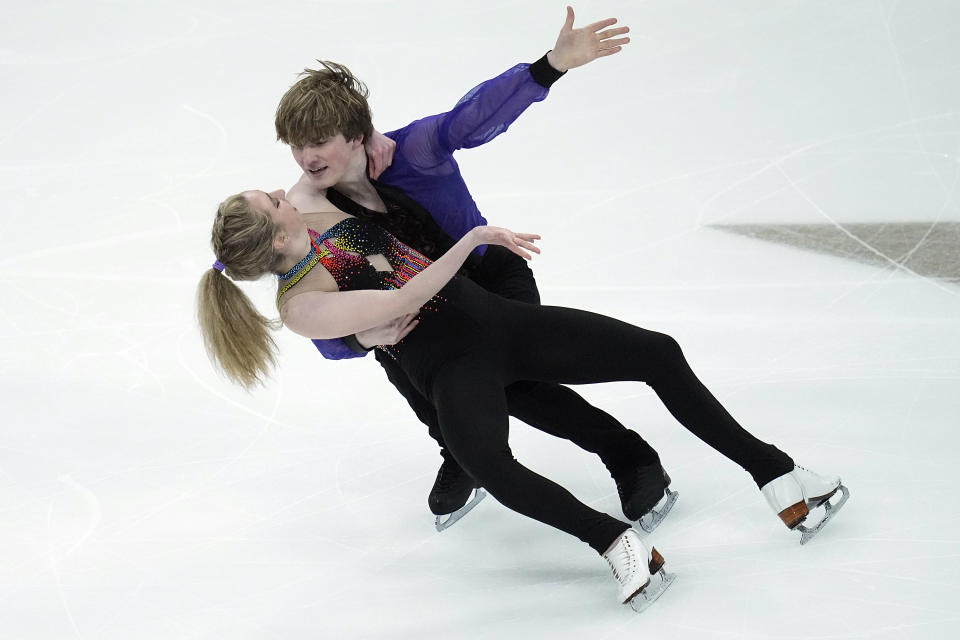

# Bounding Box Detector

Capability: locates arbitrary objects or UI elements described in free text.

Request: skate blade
[628,569,676,613]
[434,488,487,532]
[798,484,850,545]
[638,488,679,534]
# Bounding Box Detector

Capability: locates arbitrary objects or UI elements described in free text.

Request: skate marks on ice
[713,223,960,286]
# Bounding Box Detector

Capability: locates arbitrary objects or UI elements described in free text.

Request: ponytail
[197,193,282,388]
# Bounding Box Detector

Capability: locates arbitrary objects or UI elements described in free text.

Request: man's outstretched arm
[427,5,632,155]
[333,7,632,356]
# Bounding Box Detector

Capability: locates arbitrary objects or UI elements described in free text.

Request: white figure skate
[761,465,849,545]
[603,528,676,613]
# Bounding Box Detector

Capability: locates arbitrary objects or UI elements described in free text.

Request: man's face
[290,133,361,189]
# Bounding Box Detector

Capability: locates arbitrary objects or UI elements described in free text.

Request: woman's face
[243,189,306,244]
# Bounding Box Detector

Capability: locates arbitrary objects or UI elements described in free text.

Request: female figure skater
[197,190,848,611]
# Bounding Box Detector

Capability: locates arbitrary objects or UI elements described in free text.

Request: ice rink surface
[2,1,959,638]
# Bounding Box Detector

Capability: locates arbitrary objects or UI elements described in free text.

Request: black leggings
[375,352,658,474]
[376,245,659,478]
[399,283,793,554]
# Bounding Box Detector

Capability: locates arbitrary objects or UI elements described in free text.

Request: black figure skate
[616,463,679,533]
[429,458,486,532]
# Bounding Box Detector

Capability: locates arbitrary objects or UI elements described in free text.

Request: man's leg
[430,363,631,554]
[373,350,480,521]
[505,381,659,475]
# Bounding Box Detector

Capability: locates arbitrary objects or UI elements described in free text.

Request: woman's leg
[497,302,793,488]
[430,362,631,554]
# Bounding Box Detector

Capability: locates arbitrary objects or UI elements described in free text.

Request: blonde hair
[275,60,373,148]
[197,194,283,388]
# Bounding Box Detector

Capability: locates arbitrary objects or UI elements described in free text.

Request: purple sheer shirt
[313,60,559,359]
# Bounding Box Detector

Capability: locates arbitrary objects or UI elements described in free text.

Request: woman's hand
[470,226,541,260]
[364,130,396,179]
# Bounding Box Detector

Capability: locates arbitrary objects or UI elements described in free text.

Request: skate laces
[614,470,640,502]
[434,461,463,490]
[604,532,640,584]
[614,464,663,499]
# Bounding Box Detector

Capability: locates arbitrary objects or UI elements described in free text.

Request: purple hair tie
[212,260,225,273]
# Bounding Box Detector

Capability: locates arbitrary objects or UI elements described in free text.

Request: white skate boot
[761,465,849,545]
[603,528,676,613]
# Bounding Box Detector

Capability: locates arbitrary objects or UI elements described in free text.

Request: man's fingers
[600,37,630,50]
[397,318,419,340]
[595,46,623,58]
[598,26,630,40]
[395,312,418,330]
[585,18,618,32]
[562,5,575,31]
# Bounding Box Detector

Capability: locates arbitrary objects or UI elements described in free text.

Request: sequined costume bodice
[276,216,437,306]
[275,216,521,395]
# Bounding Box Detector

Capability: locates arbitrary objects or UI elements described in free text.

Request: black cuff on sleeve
[530,52,566,88]
[343,333,374,354]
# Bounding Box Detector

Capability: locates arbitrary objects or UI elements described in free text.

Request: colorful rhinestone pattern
[276,218,446,345]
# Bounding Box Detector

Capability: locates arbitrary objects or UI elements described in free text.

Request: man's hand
[355,312,420,349]
[546,6,630,72]
[364,129,396,180]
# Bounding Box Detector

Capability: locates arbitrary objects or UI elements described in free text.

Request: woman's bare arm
[281,226,540,339]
